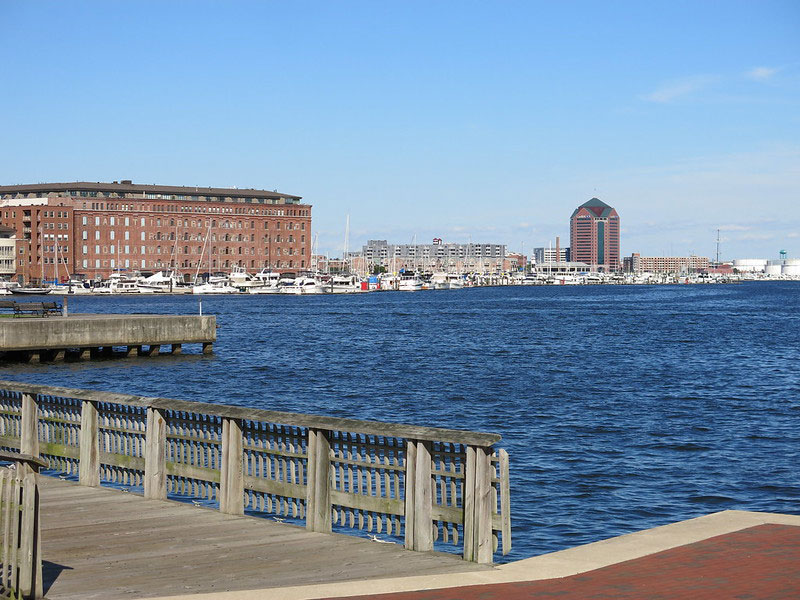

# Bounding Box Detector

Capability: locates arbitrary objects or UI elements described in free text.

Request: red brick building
[0,181,311,283]
[569,198,620,272]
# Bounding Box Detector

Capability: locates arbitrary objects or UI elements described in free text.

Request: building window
[82,216,87,225]
[95,231,100,240]
[94,217,100,226]
[110,231,115,240]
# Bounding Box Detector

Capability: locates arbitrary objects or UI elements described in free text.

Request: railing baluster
[306,427,332,533]
[404,439,433,552]
[144,407,168,500]
[219,417,244,515]
[79,401,100,487]
[20,393,39,457]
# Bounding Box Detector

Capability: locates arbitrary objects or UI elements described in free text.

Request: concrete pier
[0,314,216,360]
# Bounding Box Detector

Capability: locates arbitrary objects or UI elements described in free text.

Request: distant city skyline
[1,1,797,261]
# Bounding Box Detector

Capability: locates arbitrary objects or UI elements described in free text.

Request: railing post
[219,417,243,515]
[404,439,433,552]
[20,393,39,457]
[305,428,332,533]
[144,407,168,500]
[79,400,100,487]
[17,460,42,599]
[463,445,493,563]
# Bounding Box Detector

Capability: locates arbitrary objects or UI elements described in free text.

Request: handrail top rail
[0,380,502,447]
[0,449,48,469]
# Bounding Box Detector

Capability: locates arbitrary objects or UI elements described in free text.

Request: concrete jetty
[0,314,216,361]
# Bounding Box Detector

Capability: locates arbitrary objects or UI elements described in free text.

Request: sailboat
[192,222,238,294]
[13,226,56,294]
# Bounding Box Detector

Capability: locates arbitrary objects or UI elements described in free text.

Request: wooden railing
[0,380,510,563]
[0,450,46,600]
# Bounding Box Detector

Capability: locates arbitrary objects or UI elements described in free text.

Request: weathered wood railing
[0,450,46,600]
[0,381,510,563]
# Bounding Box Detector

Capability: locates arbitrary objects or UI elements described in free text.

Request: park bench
[13,301,62,318]
[0,300,15,314]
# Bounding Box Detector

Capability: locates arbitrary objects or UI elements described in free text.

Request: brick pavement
[332,524,800,600]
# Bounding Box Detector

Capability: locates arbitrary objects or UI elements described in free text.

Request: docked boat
[430,272,450,290]
[10,286,54,295]
[137,271,187,294]
[248,271,286,294]
[191,281,239,294]
[93,274,141,294]
[227,266,261,291]
[397,272,423,292]
[325,274,363,294]
[280,276,325,295]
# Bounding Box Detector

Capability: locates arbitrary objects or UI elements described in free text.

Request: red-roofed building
[569,198,620,272]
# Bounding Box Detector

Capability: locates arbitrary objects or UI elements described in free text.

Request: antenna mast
[716,229,721,264]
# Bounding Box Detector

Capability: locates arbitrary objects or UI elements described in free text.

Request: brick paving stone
[333,524,800,600]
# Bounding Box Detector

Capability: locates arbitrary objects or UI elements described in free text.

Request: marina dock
[0,314,216,361]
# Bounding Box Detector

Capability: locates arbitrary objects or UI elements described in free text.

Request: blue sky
[1,1,798,260]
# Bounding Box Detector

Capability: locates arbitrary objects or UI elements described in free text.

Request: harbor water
[2,281,799,562]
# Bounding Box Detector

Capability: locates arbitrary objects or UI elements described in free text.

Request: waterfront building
[623,253,710,274]
[0,225,16,277]
[0,181,310,283]
[355,239,507,274]
[532,246,570,265]
[504,252,527,272]
[569,198,620,272]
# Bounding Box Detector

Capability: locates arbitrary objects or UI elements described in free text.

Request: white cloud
[719,224,750,232]
[738,232,775,241]
[745,66,779,81]
[641,75,716,103]
[788,232,799,239]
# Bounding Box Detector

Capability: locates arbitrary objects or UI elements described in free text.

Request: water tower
[780,249,787,260]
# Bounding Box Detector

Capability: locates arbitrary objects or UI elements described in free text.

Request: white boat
[93,274,141,294]
[137,271,186,294]
[550,274,582,286]
[430,272,450,290]
[0,281,21,295]
[228,266,260,291]
[10,286,54,295]
[248,271,286,294]
[325,274,363,294]
[446,273,464,289]
[56,280,93,295]
[280,276,326,295]
[397,272,423,292]
[191,281,239,294]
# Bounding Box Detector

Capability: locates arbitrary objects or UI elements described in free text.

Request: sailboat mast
[343,215,350,274]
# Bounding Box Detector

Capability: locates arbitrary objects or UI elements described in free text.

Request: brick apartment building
[0,181,311,283]
[569,198,620,272]
[623,253,710,274]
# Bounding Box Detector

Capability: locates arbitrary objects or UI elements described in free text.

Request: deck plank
[38,476,490,599]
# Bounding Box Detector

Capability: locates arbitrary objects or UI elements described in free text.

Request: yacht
[446,273,464,289]
[325,274,363,294]
[227,266,260,291]
[397,272,423,292]
[248,271,286,294]
[137,271,186,294]
[430,272,450,290]
[191,280,239,294]
[280,275,326,295]
[93,273,140,294]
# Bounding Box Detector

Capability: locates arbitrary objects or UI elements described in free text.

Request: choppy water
[3,282,799,561]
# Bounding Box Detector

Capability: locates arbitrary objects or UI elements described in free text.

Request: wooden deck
[38,477,492,600]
